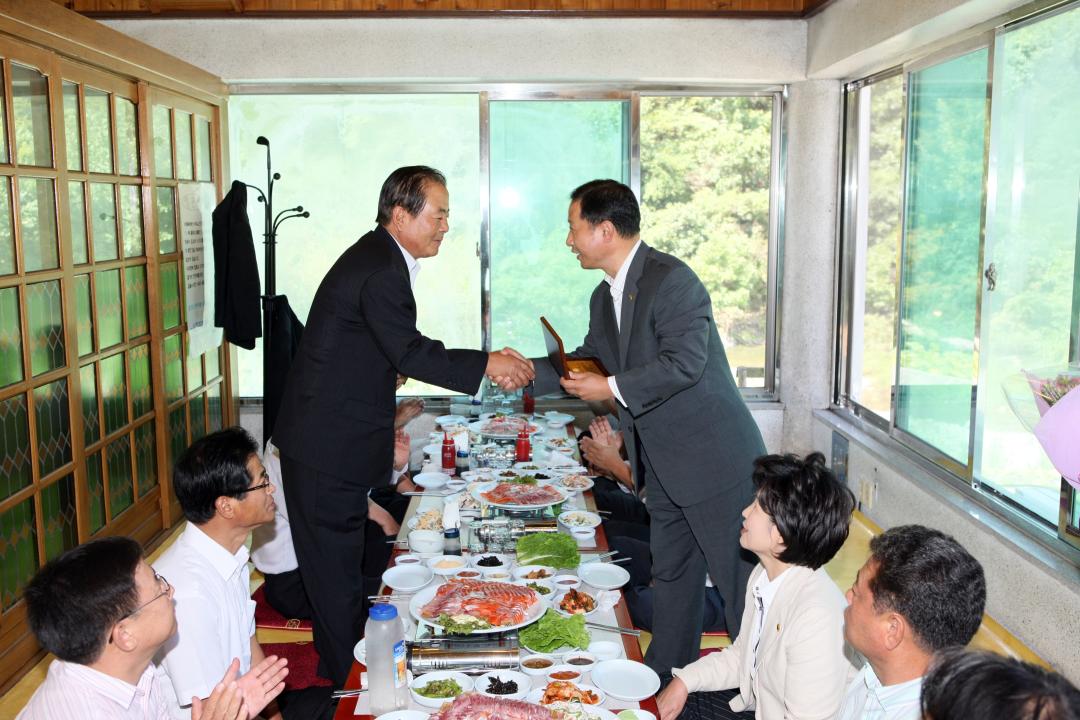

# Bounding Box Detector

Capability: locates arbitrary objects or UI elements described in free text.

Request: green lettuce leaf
[515,532,580,568]
[519,609,590,653]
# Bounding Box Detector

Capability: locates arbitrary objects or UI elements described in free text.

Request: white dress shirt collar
[837,664,924,720]
[181,523,248,582]
[604,238,643,294]
[387,230,421,288]
[67,661,153,710]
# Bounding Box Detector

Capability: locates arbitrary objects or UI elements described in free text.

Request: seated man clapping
[16,536,285,720]
[657,453,857,720]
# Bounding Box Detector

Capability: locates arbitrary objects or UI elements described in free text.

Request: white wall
[105,17,806,83]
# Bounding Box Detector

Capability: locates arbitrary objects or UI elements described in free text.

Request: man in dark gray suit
[534,180,765,676]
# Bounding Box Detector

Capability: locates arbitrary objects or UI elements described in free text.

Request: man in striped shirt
[16,536,285,720]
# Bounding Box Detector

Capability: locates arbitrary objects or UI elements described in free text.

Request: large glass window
[837,2,1080,543]
[490,100,629,357]
[230,90,782,397]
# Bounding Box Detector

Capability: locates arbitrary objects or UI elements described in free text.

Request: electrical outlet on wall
[857,468,880,511]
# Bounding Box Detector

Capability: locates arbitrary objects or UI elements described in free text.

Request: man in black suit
[533,180,765,676]
[274,166,533,684]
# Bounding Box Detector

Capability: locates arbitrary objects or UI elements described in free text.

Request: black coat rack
[244,136,309,438]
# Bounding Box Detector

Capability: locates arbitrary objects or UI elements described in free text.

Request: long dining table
[333,424,660,720]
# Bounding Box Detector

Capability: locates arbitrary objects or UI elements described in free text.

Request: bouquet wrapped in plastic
[1004,366,1080,490]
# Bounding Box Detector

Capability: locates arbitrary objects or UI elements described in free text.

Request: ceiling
[53,0,832,18]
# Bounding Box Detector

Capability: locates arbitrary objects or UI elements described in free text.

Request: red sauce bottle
[441,432,456,476]
[515,427,531,462]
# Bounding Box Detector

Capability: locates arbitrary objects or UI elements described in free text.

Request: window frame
[833,1,1080,556]
[227,83,788,400]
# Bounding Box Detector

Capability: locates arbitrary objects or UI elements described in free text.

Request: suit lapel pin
[776,623,781,633]
[628,293,635,302]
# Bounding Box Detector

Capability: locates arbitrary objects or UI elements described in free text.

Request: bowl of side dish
[409,671,473,708]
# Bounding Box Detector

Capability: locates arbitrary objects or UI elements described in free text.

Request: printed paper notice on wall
[179,182,223,359]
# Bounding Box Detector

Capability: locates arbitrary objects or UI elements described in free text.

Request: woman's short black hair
[25,536,143,664]
[752,452,855,569]
[376,165,447,225]
[173,426,259,524]
[570,180,641,238]
[922,648,1080,720]
[868,525,986,651]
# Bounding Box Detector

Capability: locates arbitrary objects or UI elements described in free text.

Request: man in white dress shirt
[155,427,288,719]
[16,536,285,720]
[835,525,986,720]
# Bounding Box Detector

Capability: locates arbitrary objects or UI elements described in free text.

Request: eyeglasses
[236,480,272,496]
[122,572,171,620]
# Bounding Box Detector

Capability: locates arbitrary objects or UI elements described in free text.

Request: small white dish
[414,472,450,489]
[407,530,445,554]
[519,655,558,676]
[513,462,543,471]
[513,565,556,581]
[525,683,606,707]
[476,669,532,700]
[513,577,555,601]
[483,570,513,582]
[409,670,472,708]
[552,574,582,590]
[382,564,434,593]
[426,555,468,576]
[470,552,510,570]
[563,651,598,681]
[394,553,422,567]
[454,568,484,580]
[544,411,575,425]
[587,639,624,661]
[546,664,585,685]
[570,527,597,545]
[436,414,467,427]
[555,588,599,616]
[422,443,442,458]
[444,479,467,493]
[578,562,631,591]
[617,711,657,720]
[590,659,661,702]
[559,510,602,529]
[374,710,428,720]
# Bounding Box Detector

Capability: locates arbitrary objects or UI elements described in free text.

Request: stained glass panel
[12,63,52,168]
[196,116,212,182]
[160,261,181,329]
[0,394,31,500]
[90,182,118,262]
[86,451,105,533]
[100,352,127,435]
[63,81,82,171]
[26,280,65,377]
[0,287,22,388]
[134,421,157,497]
[176,111,193,180]
[107,434,133,518]
[75,274,93,357]
[168,405,187,471]
[120,185,144,257]
[124,265,148,339]
[85,87,113,175]
[95,269,122,349]
[156,187,176,254]
[40,474,77,561]
[190,393,206,441]
[205,346,220,380]
[129,343,152,419]
[0,177,14,275]
[207,383,223,433]
[69,181,88,265]
[18,177,59,272]
[33,379,72,477]
[115,97,138,176]
[80,362,99,447]
[153,105,172,179]
[164,334,183,404]
[0,496,37,611]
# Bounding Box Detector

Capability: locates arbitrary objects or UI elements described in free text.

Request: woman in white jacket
[657,452,857,720]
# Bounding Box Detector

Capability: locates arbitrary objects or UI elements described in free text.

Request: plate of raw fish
[470,416,541,439]
[473,480,569,510]
[411,578,544,634]
[427,692,616,719]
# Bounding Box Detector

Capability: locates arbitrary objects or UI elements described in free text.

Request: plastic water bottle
[365,603,408,714]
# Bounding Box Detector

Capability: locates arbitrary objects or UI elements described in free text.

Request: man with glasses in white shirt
[155,427,291,719]
[16,536,285,720]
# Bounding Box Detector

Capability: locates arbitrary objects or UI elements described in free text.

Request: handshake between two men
[486,347,535,391]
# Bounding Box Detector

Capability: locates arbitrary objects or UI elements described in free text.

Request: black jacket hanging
[263,294,304,443]
[212,180,262,350]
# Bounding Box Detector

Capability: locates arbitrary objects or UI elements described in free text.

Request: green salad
[437,613,492,634]
[519,609,590,653]
[515,532,580,568]
[506,475,539,485]
[416,678,463,698]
